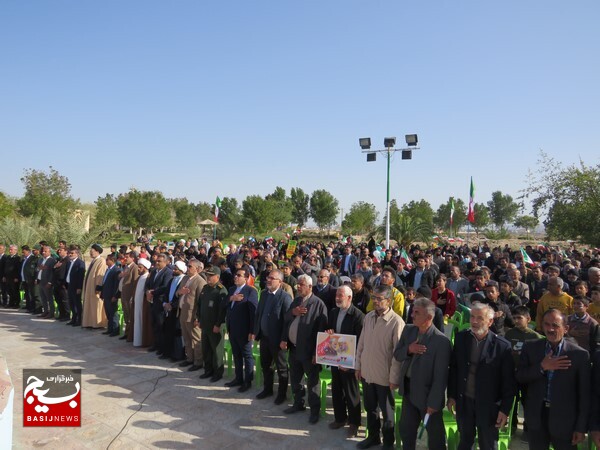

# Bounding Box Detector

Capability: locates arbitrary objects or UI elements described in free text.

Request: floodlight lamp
[405,134,418,146]
[366,153,376,162]
[384,137,396,148]
[359,137,371,150]
[402,150,412,160]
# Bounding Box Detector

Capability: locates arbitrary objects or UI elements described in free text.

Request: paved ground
[1,308,528,449]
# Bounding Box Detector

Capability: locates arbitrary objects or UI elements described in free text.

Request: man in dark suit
[447,302,516,450]
[161,261,187,359]
[251,269,293,404]
[3,245,21,309]
[589,351,600,448]
[313,269,337,311]
[394,298,451,450]
[37,245,57,319]
[339,246,357,277]
[65,246,85,326]
[516,309,589,449]
[52,246,70,320]
[326,285,364,437]
[225,267,258,392]
[282,274,328,424]
[0,244,7,307]
[407,255,434,290]
[146,253,173,353]
[100,254,122,336]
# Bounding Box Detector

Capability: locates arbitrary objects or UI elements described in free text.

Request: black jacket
[283,294,328,361]
[448,330,516,427]
[516,338,590,439]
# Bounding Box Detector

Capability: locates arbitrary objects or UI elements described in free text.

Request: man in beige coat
[119,251,140,340]
[355,284,404,450]
[177,259,206,371]
[81,244,108,329]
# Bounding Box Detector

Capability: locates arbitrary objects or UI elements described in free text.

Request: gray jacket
[393,323,452,412]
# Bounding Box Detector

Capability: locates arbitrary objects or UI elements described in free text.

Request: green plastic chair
[451,310,463,326]
[251,341,263,384]
[457,303,471,323]
[320,367,332,416]
[393,391,404,444]
[458,322,471,332]
[224,339,233,377]
[498,397,516,450]
[446,319,460,344]
[443,409,458,450]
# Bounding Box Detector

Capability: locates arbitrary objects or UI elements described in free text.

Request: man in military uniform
[21,245,41,313]
[196,266,228,382]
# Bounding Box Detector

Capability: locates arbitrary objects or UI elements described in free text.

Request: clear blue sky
[1,1,598,222]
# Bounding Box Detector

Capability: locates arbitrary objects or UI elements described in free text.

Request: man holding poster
[326,285,365,437]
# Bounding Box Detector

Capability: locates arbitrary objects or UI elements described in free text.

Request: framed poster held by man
[315,332,357,369]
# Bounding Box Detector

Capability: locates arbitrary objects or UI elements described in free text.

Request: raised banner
[286,240,297,258]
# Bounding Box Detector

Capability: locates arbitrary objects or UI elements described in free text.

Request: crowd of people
[1,237,600,449]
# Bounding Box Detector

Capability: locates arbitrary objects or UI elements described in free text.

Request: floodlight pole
[385,146,392,249]
[361,136,420,250]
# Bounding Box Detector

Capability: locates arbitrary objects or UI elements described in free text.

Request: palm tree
[377,214,433,249]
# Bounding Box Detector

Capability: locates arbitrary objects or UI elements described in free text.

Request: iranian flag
[450,198,455,226]
[520,247,534,265]
[214,196,222,222]
[400,249,413,270]
[467,177,475,223]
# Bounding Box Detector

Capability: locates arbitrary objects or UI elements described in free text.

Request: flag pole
[467,222,470,249]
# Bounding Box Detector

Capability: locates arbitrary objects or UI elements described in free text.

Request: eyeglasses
[266,276,278,281]
[371,296,388,302]
[234,274,246,278]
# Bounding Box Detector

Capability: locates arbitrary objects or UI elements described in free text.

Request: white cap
[175,260,187,273]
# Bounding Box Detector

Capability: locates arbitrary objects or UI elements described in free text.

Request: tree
[44,208,115,250]
[434,198,467,236]
[94,194,119,225]
[290,187,310,227]
[309,190,339,230]
[0,215,41,249]
[265,187,292,227]
[342,202,378,235]
[0,192,16,219]
[521,152,600,246]
[16,167,79,223]
[170,198,197,229]
[400,199,434,225]
[487,191,520,230]
[218,197,242,232]
[194,202,213,221]
[117,189,172,235]
[471,203,491,238]
[514,215,539,238]
[381,199,401,229]
[241,195,277,234]
[379,214,433,249]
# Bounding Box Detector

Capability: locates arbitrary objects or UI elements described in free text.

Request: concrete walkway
[1,309,528,449]
[2,308,366,449]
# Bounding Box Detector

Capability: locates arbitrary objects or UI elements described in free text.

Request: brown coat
[120,262,140,303]
[178,274,206,323]
[81,256,107,328]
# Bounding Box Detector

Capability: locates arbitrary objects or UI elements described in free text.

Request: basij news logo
[23,369,81,427]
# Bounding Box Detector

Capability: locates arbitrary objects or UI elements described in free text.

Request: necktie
[545,344,560,402]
